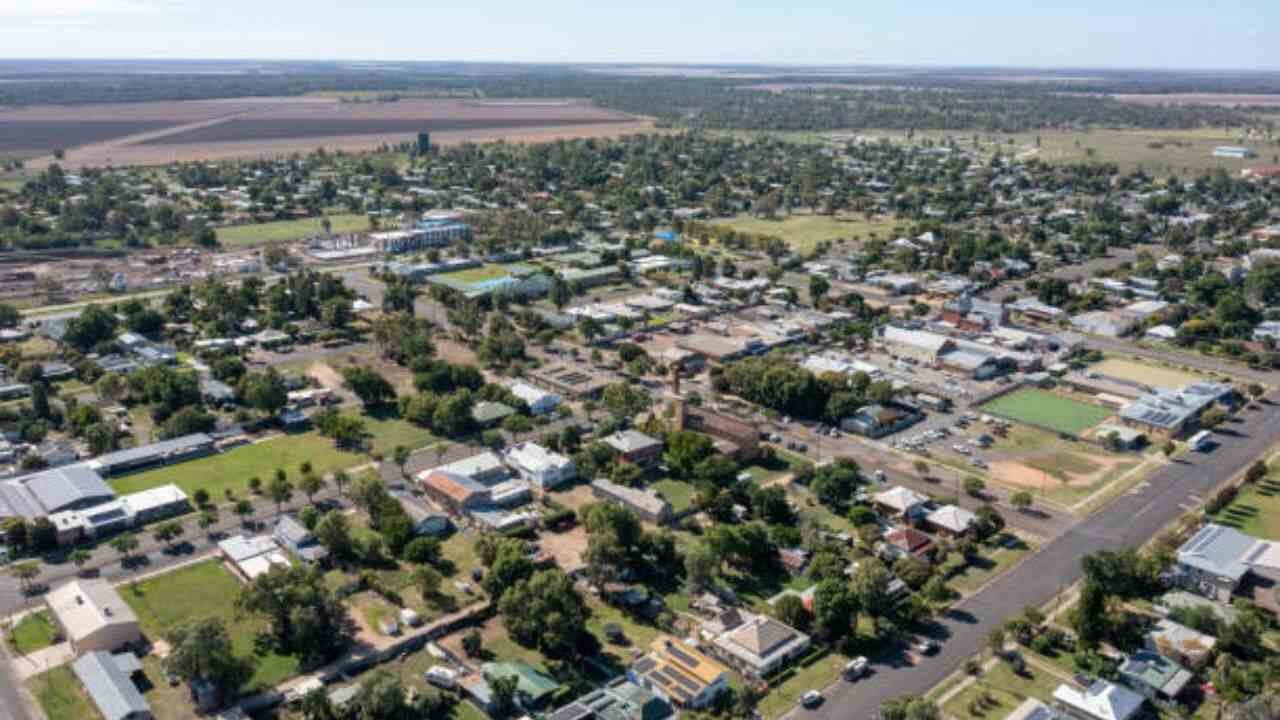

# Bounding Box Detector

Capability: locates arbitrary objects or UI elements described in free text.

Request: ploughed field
[139,115,635,145]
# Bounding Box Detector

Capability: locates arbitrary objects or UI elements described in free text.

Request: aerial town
[1,58,1280,720]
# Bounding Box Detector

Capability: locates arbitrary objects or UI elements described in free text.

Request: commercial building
[592,479,673,525]
[88,433,215,476]
[604,430,665,466]
[505,442,577,490]
[218,534,289,581]
[46,578,143,653]
[842,403,922,438]
[1118,383,1236,438]
[72,651,152,720]
[0,465,116,521]
[1213,146,1255,159]
[629,636,730,710]
[880,326,953,364]
[418,470,493,514]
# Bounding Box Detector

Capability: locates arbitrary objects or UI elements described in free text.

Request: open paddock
[1089,357,1207,390]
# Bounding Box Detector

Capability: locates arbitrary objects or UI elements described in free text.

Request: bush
[402,537,442,565]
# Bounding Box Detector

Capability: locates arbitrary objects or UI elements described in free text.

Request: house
[273,515,329,564]
[509,381,562,416]
[418,470,492,514]
[1052,680,1145,720]
[1009,297,1065,322]
[434,451,510,486]
[472,401,517,428]
[700,609,811,680]
[777,548,810,576]
[591,479,673,525]
[395,495,453,536]
[925,505,976,538]
[1145,618,1217,668]
[1071,310,1137,338]
[629,636,730,710]
[1116,651,1192,702]
[874,486,929,520]
[72,651,152,720]
[218,534,289,581]
[505,442,576,490]
[842,403,923,438]
[942,295,1006,330]
[46,578,143,653]
[882,526,936,561]
[482,662,562,710]
[547,677,673,720]
[1170,523,1274,601]
[603,430,665,466]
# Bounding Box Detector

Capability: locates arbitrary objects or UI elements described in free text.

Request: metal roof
[72,651,150,720]
[1176,523,1260,582]
[10,465,115,515]
[91,433,213,472]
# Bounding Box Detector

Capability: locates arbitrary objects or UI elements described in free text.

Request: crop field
[16,97,655,168]
[980,388,1112,435]
[712,212,900,253]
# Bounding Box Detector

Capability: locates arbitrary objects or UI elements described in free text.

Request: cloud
[0,0,186,18]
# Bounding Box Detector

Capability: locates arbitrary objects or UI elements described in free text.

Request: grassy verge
[8,610,60,655]
[757,649,846,720]
[944,534,1035,596]
[29,666,101,720]
[1209,473,1280,539]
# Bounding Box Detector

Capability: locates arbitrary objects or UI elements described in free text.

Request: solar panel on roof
[665,645,699,668]
[633,657,656,673]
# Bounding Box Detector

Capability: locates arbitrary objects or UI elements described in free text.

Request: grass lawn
[711,212,901,254]
[1210,474,1280,539]
[944,533,1035,596]
[29,666,101,720]
[742,450,804,484]
[980,389,1112,435]
[139,655,201,720]
[1023,452,1102,478]
[110,431,366,497]
[215,213,369,248]
[584,595,663,666]
[362,412,438,457]
[757,649,846,720]
[8,610,60,655]
[942,659,1061,720]
[123,559,300,689]
[652,478,698,513]
[1090,357,1206,390]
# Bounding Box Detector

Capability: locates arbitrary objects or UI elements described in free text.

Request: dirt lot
[1089,357,1205,390]
[17,96,657,168]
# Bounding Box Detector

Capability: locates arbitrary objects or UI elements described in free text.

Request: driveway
[787,396,1280,720]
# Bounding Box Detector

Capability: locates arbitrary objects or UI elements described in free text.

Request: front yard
[944,533,1036,597]
[29,666,100,720]
[942,659,1062,720]
[8,610,60,655]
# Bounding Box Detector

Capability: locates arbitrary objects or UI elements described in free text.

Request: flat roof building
[46,578,143,653]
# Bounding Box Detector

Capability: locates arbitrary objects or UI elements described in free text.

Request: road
[791,398,1280,720]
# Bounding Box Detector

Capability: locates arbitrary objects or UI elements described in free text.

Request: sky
[0,0,1276,70]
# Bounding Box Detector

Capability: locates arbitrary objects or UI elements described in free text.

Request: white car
[801,691,824,708]
[844,656,870,680]
[952,444,971,455]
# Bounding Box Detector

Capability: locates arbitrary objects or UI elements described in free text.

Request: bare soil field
[14,97,655,168]
[1112,93,1280,107]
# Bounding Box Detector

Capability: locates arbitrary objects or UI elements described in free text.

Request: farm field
[215,213,370,247]
[1089,356,1205,390]
[979,388,1112,435]
[712,212,900,253]
[109,430,366,497]
[123,559,300,689]
[19,97,655,168]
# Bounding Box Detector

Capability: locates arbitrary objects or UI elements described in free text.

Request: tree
[0,302,19,329]
[333,469,350,498]
[234,498,255,526]
[1074,580,1108,650]
[1162,440,1176,458]
[550,273,572,310]
[880,696,940,720]
[851,557,893,634]
[987,626,1006,657]
[342,367,397,409]
[810,458,860,511]
[490,674,519,718]
[964,477,986,497]
[773,593,811,632]
[239,370,288,417]
[498,569,590,658]
[298,471,325,504]
[198,509,219,542]
[69,548,91,575]
[462,629,484,658]
[267,474,294,516]
[685,541,719,592]
[664,430,715,479]
[8,561,40,595]
[392,445,411,482]
[813,577,857,640]
[415,565,443,600]
[165,617,253,701]
[153,520,185,551]
[1010,491,1034,512]
[483,538,536,599]
[237,565,351,663]
[972,504,1005,542]
[315,511,354,561]
[601,382,650,421]
[809,275,831,305]
[110,532,140,564]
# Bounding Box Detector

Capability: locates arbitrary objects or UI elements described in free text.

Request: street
[789,398,1280,720]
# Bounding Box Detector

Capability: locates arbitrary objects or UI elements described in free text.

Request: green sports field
[980,388,1112,435]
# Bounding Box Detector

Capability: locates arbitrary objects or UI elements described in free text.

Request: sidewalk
[12,642,74,681]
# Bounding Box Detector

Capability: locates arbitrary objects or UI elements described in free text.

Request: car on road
[952,444,970,455]
[843,656,870,680]
[801,691,824,708]
[915,639,939,655]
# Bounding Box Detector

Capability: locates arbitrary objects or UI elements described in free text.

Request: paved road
[791,399,1280,720]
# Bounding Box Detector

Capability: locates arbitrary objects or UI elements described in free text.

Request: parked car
[843,657,870,680]
[801,691,824,708]
[915,639,939,655]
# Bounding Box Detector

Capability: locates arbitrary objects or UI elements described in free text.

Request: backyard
[215,213,370,247]
[122,559,300,689]
[979,389,1112,436]
[652,478,698,514]
[110,430,368,497]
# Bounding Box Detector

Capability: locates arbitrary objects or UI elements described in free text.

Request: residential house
[629,636,730,710]
[1170,523,1276,601]
[942,295,1007,331]
[925,505,976,538]
[472,401,516,428]
[46,578,143,653]
[505,442,576,490]
[547,677,673,720]
[842,403,922,438]
[699,609,811,680]
[881,526,936,561]
[418,470,492,514]
[1116,651,1192,703]
[874,486,929,521]
[482,662,562,710]
[435,451,510,486]
[1145,618,1218,668]
[509,381,562,416]
[72,651,152,720]
[273,515,329,564]
[1052,680,1145,720]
